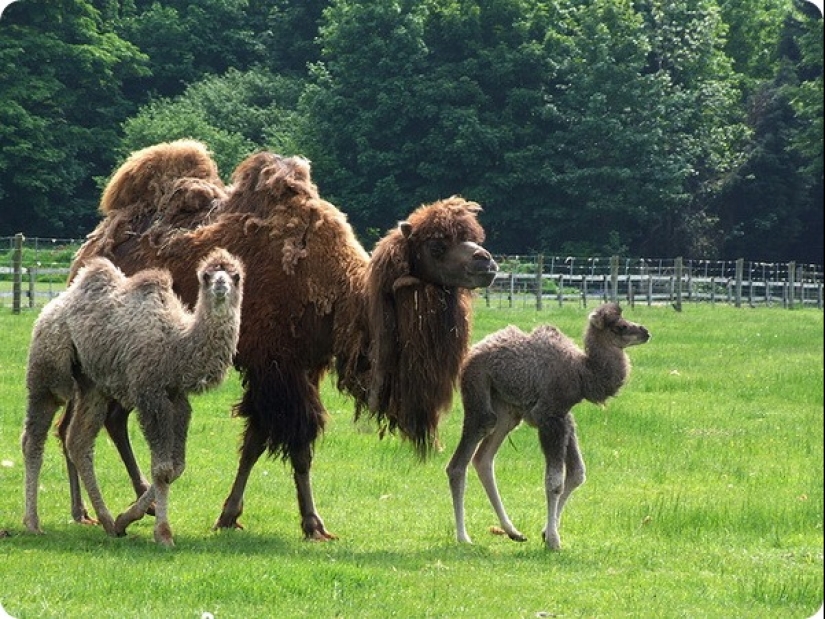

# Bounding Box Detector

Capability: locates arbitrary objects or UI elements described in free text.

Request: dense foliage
[0,0,822,262]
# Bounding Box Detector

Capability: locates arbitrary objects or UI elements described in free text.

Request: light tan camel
[22,248,244,546]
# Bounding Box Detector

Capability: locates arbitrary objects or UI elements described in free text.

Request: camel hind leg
[471,408,524,542]
[22,390,65,534]
[65,387,117,536]
[538,413,575,550]
[59,398,149,524]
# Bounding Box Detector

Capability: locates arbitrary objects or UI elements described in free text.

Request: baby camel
[447,303,649,550]
[22,248,244,546]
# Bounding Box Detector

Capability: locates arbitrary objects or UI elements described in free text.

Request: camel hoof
[113,514,134,537]
[542,531,561,550]
[212,517,244,531]
[306,529,338,542]
[154,523,174,547]
[490,526,527,542]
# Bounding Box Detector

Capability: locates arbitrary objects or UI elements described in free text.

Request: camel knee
[566,465,586,492]
[545,469,565,496]
[152,461,176,485]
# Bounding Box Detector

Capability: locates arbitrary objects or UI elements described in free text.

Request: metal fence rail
[2,235,824,311]
[484,255,824,310]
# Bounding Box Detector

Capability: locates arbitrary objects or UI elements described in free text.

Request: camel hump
[100,139,222,216]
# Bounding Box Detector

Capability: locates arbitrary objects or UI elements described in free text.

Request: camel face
[200,258,243,305]
[402,225,498,289]
[590,303,650,349]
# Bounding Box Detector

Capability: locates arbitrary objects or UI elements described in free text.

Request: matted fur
[23,248,243,544]
[63,140,494,536]
[365,197,485,455]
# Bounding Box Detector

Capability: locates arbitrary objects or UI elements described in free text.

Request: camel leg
[213,420,267,530]
[103,401,152,504]
[472,411,525,542]
[555,416,586,528]
[152,393,191,546]
[538,414,573,550]
[114,485,156,535]
[21,392,63,534]
[446,419,490,544]
[66,390,117,536]
[139,395,180,546]
[115,395,190,544]
[292,442,336,540]
[57,398,96,524]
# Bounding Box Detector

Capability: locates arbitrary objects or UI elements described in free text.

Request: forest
[0,0,822,263]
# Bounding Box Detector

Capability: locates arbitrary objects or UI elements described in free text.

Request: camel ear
[398,221,413,238]
[588,308,605,330]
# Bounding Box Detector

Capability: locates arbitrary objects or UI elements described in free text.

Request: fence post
[27,267,36,309]
[734,259,744,308]
[610,255,619,303]
[535,253,543,311]
[787,261,796,309]
[12,233,23,314]
[674,256,683,312]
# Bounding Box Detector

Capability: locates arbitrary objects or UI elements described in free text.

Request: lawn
[0,302,822,618]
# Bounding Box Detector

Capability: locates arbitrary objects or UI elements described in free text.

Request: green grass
[0,303,822,618]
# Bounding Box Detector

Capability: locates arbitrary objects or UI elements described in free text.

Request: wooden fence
[2,235,824,311]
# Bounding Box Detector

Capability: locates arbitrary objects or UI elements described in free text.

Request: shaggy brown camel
[447,303,649,550]
[60,139,498,539]
[23,249,244,546]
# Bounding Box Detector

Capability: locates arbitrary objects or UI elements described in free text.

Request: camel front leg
[292,442,336,540]
[114,485,156,535]
[538,414,573,550]
[555,416,586,528]
[446,422,489,544]
[213,419,267,530]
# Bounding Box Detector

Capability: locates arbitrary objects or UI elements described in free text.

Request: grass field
[0,302,822,618]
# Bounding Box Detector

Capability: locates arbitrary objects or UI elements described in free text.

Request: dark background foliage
[0,0,821,263]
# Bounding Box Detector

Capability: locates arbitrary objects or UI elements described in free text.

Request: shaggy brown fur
[60,140,497,539]
[23,249,244,546]
[447,303,649,550]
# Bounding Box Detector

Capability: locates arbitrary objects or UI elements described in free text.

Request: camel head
[587,303,650,348]
[197,248,244,308]
[395,196,498,290]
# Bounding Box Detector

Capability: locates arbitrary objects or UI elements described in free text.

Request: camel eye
[232,273,241,286]
[202,271,212,285]
[428,240,447,259]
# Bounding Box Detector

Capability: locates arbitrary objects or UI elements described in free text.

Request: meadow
[0,302,822,618]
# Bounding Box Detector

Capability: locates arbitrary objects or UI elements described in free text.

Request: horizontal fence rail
[2,235,824,311]
[485,255,824,310]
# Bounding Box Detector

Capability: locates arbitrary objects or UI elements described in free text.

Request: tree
[717,2,823,263]
[120,68,305,176]
[0,0,147,237]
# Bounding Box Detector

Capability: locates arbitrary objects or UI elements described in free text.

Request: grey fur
[22,248,244,546]
[446,303,650,550]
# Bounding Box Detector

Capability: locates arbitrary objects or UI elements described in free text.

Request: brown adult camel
[60,139,498,539]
